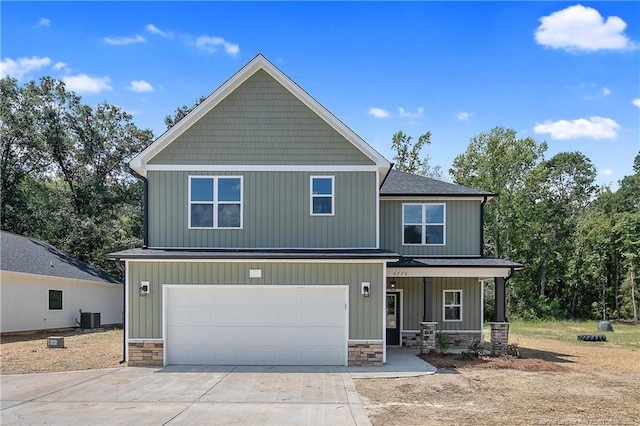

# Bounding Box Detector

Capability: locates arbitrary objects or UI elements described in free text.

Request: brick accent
[128,340,163,366]
[445,331,483,350]
[348,341,383,366]
[420,322,437,354]
[490,322,509,356]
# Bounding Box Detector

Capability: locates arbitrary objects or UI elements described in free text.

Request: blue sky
[2,1,639,189]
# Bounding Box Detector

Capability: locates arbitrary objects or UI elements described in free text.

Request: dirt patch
[356,336,640,425]
[1,329,124,374]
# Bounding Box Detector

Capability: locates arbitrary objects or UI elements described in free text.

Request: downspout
[114,259,126,364]
[502,267,515,322]
[128,166,148,248]
[480,195,487,257]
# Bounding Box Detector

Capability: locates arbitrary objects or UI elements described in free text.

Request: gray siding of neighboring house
[380,199,481,256]
[388,276,481,331]
[127,261,384,341]
[147,170,377,248]
[148,70,374,166]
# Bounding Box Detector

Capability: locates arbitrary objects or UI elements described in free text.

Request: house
[108,54,521,367]
[1,231,123,334]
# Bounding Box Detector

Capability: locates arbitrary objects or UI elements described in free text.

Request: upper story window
[403,203,445,245]
[310,176,334,216]
[443,290,462,321]
[189,176,243,229]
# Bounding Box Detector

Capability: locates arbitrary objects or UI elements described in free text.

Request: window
[310,176,334,215]
[443,290,462,321]
[402,203,445,245]
[189,176,242,228]
[49,290,63,310]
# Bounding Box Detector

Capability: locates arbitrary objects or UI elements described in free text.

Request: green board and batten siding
[148,70,374,166]
[148,170,377,248]
[387,277,481,331]
[128,261,384,340]
[380,199,481,256]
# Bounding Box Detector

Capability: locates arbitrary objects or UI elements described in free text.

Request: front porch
[385,257,522,356]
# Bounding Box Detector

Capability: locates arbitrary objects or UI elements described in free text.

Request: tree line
[2,77,638,321]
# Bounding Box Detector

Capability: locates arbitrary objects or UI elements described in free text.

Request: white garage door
[164,285,348,366]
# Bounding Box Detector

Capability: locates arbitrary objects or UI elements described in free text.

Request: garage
[163,285,348,366]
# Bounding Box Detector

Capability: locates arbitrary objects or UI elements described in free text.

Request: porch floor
[348,348,437,379]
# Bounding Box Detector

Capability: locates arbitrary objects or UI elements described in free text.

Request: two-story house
[108,55,521,367]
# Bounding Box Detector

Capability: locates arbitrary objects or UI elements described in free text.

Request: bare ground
[0,329,124,374]
[2,329,640,425]
[356,336,640,425]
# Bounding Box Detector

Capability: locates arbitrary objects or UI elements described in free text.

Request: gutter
[379,162,394,189]
[127,166,148,248]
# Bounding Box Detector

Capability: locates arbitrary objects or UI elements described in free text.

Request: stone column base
[420,322,438,354]
[348,341,383,366]
[490,322,509,356]
[128,340,163,366]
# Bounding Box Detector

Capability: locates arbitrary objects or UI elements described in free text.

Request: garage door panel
[165,285,347,366]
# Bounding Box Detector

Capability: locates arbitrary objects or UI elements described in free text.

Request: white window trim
[188,175,243,229]
[310,175,335,216]
[48,289,63,311]
[443,289,463,322]
[402,203,446,246]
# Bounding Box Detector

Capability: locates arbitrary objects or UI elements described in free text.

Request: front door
[386,292,401,346]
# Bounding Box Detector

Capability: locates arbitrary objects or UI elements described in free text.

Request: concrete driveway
[1,349,435,425]
[1,366,370,425]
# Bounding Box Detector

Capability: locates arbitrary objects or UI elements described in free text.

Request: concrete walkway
[1,350,435,425]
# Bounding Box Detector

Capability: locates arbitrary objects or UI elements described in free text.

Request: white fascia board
[381,196,490,202]
[388,267,512,278]
[122,257,393,264]
[130,54,391,177]
[145,165,379,172]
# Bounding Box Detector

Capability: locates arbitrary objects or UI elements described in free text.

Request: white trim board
[146,165,379,172]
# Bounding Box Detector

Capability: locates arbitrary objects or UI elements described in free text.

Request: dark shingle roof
[107,248,400,260]
[1,231,121,284]
[380,169,494,197]
[390,257,523,269]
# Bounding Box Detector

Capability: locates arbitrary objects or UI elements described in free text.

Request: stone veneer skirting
[490,322,509,356]
[402,331,421,348]
[348,341,383,366]
[444,331,483,350]
[128,340,163,366]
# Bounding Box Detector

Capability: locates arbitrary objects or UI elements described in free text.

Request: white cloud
[633,98,640,108]
[602,87,611,96]
[146,24,172,38]
[103,34,146,46]
[368,107,390,118]
[0,56,52,80]
[63,74,112,94]
[195,36,240,56]
[535,5,637,52]
[456,111,474,121]
[37,18,51,27]
[398,107,424,119]
[533,116,619,140]
[128,80,154,92]
[599,168,613,176]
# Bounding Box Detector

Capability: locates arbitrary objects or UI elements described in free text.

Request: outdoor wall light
[361,282,370,297]
[389,279,396,289]
[140,281,150,296]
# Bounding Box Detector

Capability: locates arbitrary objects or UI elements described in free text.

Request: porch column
[490,322,509,356]
[423,277,433,322]
[494,276,506,322]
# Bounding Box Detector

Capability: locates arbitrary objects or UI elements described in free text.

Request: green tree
[164,95,206,129]
[391,130,442,178]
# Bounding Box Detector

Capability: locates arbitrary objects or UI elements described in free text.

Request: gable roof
[380,169,495,198]
[130,54,390,178]
[0,231,121,285]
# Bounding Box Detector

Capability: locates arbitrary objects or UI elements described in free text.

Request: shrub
[435,332,451,354]
[466,337,485,357]
[505,342,520,358]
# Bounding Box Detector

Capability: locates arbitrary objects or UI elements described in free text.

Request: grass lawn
[488,319,640,348]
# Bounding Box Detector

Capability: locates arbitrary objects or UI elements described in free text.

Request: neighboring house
[108,54,521,367]
[1,231,123,333]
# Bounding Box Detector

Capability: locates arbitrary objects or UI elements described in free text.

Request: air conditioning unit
[80,312,101,329]
[47,336,65,348]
